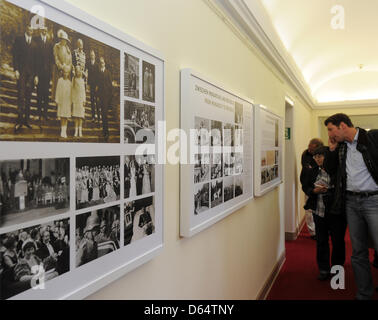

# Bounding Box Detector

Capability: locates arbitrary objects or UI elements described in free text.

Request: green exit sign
[285,127,291,140]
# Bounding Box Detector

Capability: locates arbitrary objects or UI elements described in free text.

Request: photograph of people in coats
[0,1,120,143]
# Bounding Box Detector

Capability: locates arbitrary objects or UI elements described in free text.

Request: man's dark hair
[324,113,354,127]
[313,146,327,156]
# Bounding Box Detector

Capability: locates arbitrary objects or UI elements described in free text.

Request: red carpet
[267,225,378,300]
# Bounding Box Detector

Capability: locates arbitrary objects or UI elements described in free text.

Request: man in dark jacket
[87,50,100,122]
[302,146,346,280]
[97,57,113,141]
[324,113,378,300]
[34,26,53,121]
[12,24,35,132]
[300,138,324,239]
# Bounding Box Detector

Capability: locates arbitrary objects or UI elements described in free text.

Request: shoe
[14,124,21,133]
[317,271,330,281]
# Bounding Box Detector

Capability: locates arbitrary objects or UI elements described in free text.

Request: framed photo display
[0,0,164,299]
[253,104,283,196]
[180,69,254,238]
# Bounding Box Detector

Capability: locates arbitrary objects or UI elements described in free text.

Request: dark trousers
[99,98,109,136]
[313,212,347,272]
[90,85,100,120]
[17,73,33,125]
[37,75,50,118]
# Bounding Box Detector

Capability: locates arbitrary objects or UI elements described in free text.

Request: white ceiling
[216,0,378,108]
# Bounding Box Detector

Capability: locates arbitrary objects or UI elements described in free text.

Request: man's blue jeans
[346,193,378,300]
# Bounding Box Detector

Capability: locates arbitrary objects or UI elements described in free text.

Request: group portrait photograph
[0,0,120,143]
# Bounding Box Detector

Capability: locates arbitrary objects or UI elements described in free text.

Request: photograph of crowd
[124,101,155,144]
[0,158,70,228]
[235,102,243,125]
[75,205,120,268]
[211,153,223,180]
[211,120,222,147]
[234,153,243,175]
[142,61,155,103]
[261,165,279,185]
[223,176,235,203]
[211,179,223,208]
[124,155,155,199]
[124,53,139,99]
[235,175,243,197]
[223,123,234,147]
[0,1,120,143]
[124,196,155,246]
[194,117,210,147]
[194,183,209,215]
[235,125,243,147]
[194,153,210,184]
[75,156,120,210]
[0,218,70,299]
[223,153,235,177]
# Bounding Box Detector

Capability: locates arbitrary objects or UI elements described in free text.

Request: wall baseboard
[256,250,286,300]
[285,216,306,241]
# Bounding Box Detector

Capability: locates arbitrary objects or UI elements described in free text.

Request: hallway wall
[65,0,314,299]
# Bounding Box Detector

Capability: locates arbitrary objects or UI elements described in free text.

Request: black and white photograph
[194,153,210,184]
[124,52,139,99]
[235,153,243,175]
[211,120,223,147]
[0,1,120,143]
[223,176,234,203]
[0,218,70,300]
[75,205,120,268]
[142,61,155,103]
[223,152,235,177]
[235,102,243,125]
[124,196,155,246]
[235,175,243,197]
[235,125,243,147]
[223,123,234,147]
[75,156,120,210]
[194,117,210,147]
[124,101,155,144]
[211,179,223,208]
[0,158,70,228]
[194,183,209,215]
[211,153,223,180]
[124,154,155,199]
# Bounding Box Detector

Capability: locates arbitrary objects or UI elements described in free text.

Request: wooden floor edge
[256,250,286,300]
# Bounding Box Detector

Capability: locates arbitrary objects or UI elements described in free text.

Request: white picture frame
[253,104,283,197]
[0,0,165,300]
[180,69,254,238]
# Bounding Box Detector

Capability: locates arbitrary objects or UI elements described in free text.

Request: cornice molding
[211,0,378,110]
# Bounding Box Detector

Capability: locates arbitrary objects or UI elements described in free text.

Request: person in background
[12,24,35,132]
[302,146,347,280]
[87,49,100,122]
[55,65,72,138]
[34,26,53,122]
[300,138,324,239]
[71,65,86,137]
[324,113,378,300]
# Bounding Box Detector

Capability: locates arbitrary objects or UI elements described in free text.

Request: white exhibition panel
[180,69,254,238]
[253,104,283,197]
[0,0,164,300]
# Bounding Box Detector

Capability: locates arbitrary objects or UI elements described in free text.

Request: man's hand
[14,70,20,80]
[313,186,328,194]
[328,137,338,151]
[34,76,39,86]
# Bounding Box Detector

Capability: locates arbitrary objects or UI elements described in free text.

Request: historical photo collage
[193,102,244,215]
[0,0,156,299]
[260,118,280,185]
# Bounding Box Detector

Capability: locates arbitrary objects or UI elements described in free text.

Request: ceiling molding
[212,0,378,110]
[214,0,315,108]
